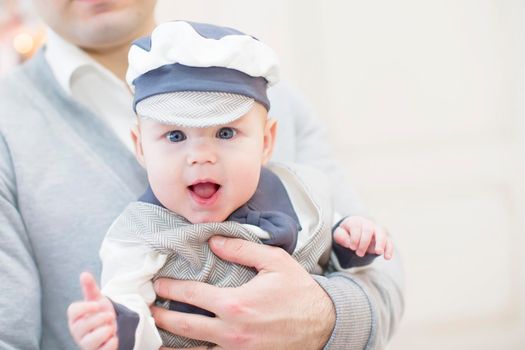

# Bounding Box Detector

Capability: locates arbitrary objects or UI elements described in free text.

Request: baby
[67,21,393,350]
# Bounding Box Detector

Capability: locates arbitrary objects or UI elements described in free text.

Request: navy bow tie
[228,205,299,254]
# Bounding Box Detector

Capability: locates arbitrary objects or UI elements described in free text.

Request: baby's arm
[68,272,118,350]
[333,216,393,259]
[100,237,167,350]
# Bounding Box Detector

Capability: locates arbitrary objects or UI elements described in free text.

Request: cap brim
[135,91,255,127]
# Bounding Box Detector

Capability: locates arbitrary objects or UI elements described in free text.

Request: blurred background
[2,0,524,349]
[0,0,44,74]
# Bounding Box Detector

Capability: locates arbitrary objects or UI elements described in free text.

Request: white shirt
[44,29,135,152]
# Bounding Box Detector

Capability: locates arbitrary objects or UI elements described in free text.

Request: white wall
[156,1,525,348]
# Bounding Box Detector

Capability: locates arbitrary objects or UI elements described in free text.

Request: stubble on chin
[69,2,155,49]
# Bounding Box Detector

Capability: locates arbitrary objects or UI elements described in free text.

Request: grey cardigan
[0,51,404,350]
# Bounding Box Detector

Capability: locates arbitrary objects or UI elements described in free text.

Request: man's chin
[72,6,150,43]
[72,20,139,50]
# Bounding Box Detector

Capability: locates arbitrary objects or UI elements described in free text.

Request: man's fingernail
[212,236,226,247]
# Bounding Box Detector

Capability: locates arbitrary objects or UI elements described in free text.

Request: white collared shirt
[44,29,135,152]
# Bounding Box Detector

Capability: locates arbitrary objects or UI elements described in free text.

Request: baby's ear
[130,123,146,168]
[261,118,277,164]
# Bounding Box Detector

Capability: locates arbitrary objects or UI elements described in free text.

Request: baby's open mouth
[188,182,221,199]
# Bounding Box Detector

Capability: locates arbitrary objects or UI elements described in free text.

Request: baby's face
[133,103,276,223]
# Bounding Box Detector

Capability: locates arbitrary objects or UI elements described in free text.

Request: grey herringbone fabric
[136,91,255,127]
[107,200,332,348]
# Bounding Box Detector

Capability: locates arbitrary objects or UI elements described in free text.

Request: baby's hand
[67,272,118,350]
[333,216,393,259]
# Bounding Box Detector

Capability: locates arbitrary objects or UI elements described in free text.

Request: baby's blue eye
[216,127,236,139]
[167,130,186,142]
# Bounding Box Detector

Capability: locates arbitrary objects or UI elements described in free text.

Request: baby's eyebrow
[157,123,185,131]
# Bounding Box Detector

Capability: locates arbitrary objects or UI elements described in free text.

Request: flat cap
[126,21,280,127]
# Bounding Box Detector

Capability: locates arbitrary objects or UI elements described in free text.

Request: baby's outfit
[100,163,374,349]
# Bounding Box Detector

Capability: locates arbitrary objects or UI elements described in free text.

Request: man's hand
[152,236,335,350]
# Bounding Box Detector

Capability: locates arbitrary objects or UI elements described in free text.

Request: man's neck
[83,43,131,82]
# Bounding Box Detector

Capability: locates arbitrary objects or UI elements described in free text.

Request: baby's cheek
[149,175,183,212]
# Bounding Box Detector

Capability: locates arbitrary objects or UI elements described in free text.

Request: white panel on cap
[126,21,280,89]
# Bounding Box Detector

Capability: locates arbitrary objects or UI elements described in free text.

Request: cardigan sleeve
[0,131,41,350]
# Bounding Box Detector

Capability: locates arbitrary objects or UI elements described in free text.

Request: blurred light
[13,32,34,54]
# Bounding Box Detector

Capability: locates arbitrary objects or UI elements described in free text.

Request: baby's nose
[186,142,217,165]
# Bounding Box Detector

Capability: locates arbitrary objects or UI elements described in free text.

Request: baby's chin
[185,211,230,224]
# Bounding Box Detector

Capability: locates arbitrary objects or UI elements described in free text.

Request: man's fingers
[151,306,221,344]
[154,279,224,313]
[80,272,102,301]
[208,236,291,272]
